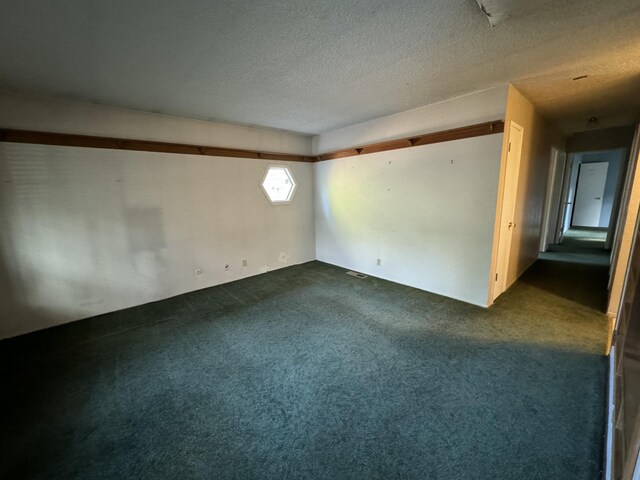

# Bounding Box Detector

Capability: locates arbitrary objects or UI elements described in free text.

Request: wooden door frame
[555,153,575,244]
[540,147,566,252]
[604,124,640,478]
[607,147,633,252]
[488,120,524,304]
[609,127,640,310]
[605,195,640,479]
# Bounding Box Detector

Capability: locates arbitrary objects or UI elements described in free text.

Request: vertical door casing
[493,121,524,301]
[540,148,567,252]
[556,154,575,244]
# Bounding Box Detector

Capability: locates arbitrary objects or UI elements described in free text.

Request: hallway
[528,228,611,312]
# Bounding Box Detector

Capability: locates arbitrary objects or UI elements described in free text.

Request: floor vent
[346,271,367,279]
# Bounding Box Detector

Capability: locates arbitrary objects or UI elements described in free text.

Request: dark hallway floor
[533,228,611,312]
[542,228,609,264]
[1,253,609,479]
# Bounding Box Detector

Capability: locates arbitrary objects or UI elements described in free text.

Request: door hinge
[495,273,498,281]
[508,142,511,152]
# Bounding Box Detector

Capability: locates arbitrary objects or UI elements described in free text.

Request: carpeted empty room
[2,1,640,479]
[2,260,608,479]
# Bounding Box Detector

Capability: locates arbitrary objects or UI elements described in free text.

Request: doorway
[540,147,567,252]
[573,162,609,227]
[533,148,630,313]
[544,148,628,254]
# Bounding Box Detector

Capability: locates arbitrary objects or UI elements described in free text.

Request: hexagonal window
[261,166,297,204]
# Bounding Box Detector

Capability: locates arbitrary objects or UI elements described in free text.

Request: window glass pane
[261,166,296,204]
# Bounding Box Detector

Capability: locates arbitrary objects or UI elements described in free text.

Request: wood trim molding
[0,128,315,163]
[316,120,504,161]
[0,120,503,163]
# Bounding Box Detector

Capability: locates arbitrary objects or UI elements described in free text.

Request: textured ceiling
[1,0,639,134]
[475,0,555,26]
[513,50,640,134]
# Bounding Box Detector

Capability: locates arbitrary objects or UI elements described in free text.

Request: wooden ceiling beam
[0,120,504,164]
[315,120,504,162]
[0,128,315,163]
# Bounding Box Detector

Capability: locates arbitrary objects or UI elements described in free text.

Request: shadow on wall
[0,152,61,337]
[0,144,159,339]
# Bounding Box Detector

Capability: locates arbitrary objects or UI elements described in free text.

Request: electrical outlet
[194,268,203,275]
[224,264,230,271]
[377,258,382,266]
[242,259,248,267]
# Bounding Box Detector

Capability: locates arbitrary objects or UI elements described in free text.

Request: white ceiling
[1,0,639,135]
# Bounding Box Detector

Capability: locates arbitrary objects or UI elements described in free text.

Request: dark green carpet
[1,258,608,479]
[541,228,610,267]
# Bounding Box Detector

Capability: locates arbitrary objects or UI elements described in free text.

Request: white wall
[0,144,315,339]
[0,93,315,339]
[312,86,508,154]
[0,90,312,155]
[314,135,503,306]
[313,87,508,307]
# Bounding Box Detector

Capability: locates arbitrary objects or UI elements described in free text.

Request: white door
[572,162,609,227]
[493,121,524,301]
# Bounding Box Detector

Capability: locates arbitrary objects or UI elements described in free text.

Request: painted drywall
[312,86,509,154]
[0,92,315,339]
[488,85,565,297]
[567,127,635,154]
[315,134,504,307]
[313,87,508,307]
[0,90,312,155]
[0,143,315,339]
